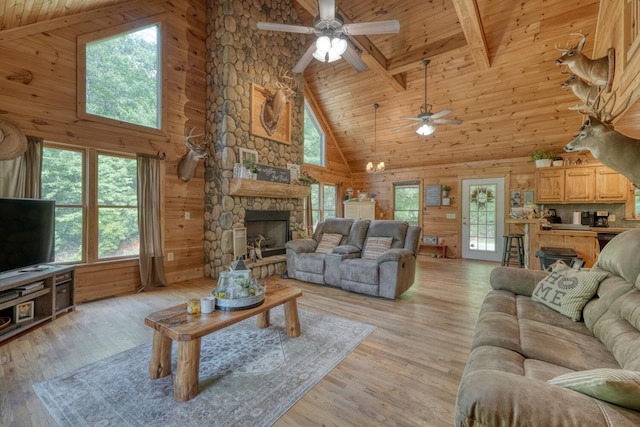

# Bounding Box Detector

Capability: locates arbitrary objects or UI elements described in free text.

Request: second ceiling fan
[256,0,400,73]
[395,59,463,135]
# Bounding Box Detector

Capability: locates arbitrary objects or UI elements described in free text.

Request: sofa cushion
[313,218,353,240]
[532,262,608,321]
[295,253,326,275]
[315,233,342,254]
[362,237,392,260]
[366,220,408,248]
[594,229,640,288]
[549,368,640,410]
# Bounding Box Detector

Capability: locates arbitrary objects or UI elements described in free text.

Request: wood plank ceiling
[2,0,605,172]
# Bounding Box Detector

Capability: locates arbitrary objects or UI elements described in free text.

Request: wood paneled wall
[351,157,537,259]
[0,0,207,301]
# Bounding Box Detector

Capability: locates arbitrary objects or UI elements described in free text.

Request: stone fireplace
[203,0,306,279]
[245,210,290,258]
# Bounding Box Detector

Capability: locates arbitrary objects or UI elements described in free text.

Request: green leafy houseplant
[441,185,451,192]
[243,159,258,174]
[529,150,557,161]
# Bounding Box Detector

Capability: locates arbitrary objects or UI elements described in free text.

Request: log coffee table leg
[174,338,201,402]
[256,310,270,328]
[149,331,172,379]
[283,299,301,337]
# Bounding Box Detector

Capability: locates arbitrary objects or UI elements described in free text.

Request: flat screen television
[0,198,55,275]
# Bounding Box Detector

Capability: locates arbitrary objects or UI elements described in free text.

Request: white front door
[461,178,505,262]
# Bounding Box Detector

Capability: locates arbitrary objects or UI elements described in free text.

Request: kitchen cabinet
[535,165,628,204]
[344,200,375,220]
[595,167,628,201]
[535,169,564,203]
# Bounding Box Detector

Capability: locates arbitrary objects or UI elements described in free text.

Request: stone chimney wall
[204,0,305,278]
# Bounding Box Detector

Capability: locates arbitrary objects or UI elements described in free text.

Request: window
[42,144,139,264]
[79,20,162,130]
[394,183,420,226]
[310,183,336,228]
[303,100,325,166]
[635,187,640,219]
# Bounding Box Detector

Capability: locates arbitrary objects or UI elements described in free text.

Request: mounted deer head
[560,73,598,104]
[260,70,296,136]
[564,93,640,187]
[177,127,208,182]
[555,33,613,89]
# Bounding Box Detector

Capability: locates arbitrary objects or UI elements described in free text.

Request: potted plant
[553,156,564,167]
[530,150,556,168]
[243,159,258,179]
[441,185,451,197]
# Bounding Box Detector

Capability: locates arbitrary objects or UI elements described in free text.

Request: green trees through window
[394,184,420,226]
[84,24,161,129]
[42,146,139,263]
[304,101,325,166]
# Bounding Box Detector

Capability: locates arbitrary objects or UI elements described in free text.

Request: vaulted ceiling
[2,0,610,172]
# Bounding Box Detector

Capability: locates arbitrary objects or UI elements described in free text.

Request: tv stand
[0,265,75,344]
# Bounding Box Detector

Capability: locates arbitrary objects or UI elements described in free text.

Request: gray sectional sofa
[455,229,640,426]
[285,218,421,299]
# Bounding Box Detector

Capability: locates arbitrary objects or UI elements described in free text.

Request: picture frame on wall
[239,148,258,167]
[287,163,300,181]
[14,301,34,323]
[425,185,441,206]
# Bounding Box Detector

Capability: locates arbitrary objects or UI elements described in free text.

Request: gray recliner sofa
[285,218,421,299]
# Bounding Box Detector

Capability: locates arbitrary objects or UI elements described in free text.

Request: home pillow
[548,368,640,410]
[531,262,608,321]
[362,237,393,260]
[315,233,343,254]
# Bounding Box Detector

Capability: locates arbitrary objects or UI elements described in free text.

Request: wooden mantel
[228,178,311,199]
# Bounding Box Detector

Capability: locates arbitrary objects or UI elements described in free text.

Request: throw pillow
[315,233,343,254]
[532,262,608,321]
[548,368,640,410]
[362,237,393,260]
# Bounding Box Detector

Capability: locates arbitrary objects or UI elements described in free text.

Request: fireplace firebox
[245,210,290,257]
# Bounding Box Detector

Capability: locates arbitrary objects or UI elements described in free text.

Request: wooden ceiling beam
[451,0,490,70]
[0,0,166,43]
[294,0,406,92]
[386,32,468,75]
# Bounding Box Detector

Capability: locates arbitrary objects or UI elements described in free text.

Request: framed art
[239,148,258,167]
[14,300,34,323]
[287,163,300,181]
[425,185,441,206]
[423,235,438,244]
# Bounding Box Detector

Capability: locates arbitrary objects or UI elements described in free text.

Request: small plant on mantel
[294,172,318,186]
[243,159,258,174]
[530,150,557,168]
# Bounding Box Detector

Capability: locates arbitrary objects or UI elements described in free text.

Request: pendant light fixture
[366,103,385,173]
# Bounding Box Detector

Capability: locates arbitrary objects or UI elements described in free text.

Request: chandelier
[366,103,385,173]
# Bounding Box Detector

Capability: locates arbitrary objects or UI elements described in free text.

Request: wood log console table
[144,282,302,402]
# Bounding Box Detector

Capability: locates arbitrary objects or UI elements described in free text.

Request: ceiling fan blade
[318,0,336,21]
[399,116,424,122]
[342,20,401,35]
[256,22,315,34]
[430,109,452,120]
[292,43,317,73]
[341,45,367,72]
[433,119,463,125]
[393,122,420,132]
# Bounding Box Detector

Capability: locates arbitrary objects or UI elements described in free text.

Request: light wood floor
[0,257,497,427]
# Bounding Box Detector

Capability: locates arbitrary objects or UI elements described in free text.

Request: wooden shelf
[229,178,311,199]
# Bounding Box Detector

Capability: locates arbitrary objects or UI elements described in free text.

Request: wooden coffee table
[144,282,302,402]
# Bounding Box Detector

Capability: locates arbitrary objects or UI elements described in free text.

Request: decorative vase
[442,190,449,197]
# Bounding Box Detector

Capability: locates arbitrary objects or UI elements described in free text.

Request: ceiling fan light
[316,35,331,52]
[313,48,327,62]
[366,161,374,173]
[326,49,342,62]
[331,37,348,55]
[417,123,435,136]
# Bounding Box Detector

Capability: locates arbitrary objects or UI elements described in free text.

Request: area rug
[34,307,375,427]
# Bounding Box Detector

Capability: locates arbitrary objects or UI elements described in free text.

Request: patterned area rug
[34,307,375,427]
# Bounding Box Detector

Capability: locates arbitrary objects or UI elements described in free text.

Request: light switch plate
[446,213,456,219]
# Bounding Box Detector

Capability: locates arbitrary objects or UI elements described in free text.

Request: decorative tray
[215,293,265,311]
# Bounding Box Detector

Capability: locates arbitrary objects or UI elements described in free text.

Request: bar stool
[501,234,525,267]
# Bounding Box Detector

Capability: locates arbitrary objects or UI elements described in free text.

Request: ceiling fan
[256,0,400,73]
[394,59,462,135]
